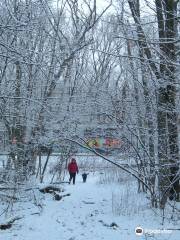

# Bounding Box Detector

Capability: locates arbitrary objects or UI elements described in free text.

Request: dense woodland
[0,0,180,215]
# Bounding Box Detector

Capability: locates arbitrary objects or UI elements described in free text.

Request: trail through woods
[1,174,180,240]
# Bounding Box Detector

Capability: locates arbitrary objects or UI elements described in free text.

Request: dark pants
[69,172,76,184]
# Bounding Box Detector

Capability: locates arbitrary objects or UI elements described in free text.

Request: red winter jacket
[68,161,78,173]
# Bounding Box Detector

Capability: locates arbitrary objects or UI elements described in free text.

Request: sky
[96,0,112,10]
[95,0,154,18]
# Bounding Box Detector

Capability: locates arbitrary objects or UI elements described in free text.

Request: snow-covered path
[1,174,179,240]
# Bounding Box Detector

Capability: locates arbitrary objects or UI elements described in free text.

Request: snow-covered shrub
[49,160,66,182]
[98,166,133,184]
[77,155,105,173]
[112,182,149,216]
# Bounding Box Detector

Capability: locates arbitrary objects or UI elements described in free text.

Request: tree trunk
[155,0,179,207]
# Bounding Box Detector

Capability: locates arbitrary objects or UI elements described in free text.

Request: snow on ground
[0,164,180,240]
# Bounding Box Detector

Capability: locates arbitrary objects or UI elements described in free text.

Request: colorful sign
[87,138,122,148]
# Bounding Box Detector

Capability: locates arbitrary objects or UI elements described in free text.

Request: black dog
[82,173,89,183]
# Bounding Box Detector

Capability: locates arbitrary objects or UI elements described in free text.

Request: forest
[0,0,180,239]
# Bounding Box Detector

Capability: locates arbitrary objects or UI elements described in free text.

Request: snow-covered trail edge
[1,174,179,240]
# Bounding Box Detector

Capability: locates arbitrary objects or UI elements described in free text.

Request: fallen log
[53,193,71,201]
[82,200,95,204]
[52,181,70,184]
[39,186,64,194]
[0,217,22,230]
[98,220,119,229]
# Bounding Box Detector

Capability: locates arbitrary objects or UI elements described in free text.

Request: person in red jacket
[68,158,79,184]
